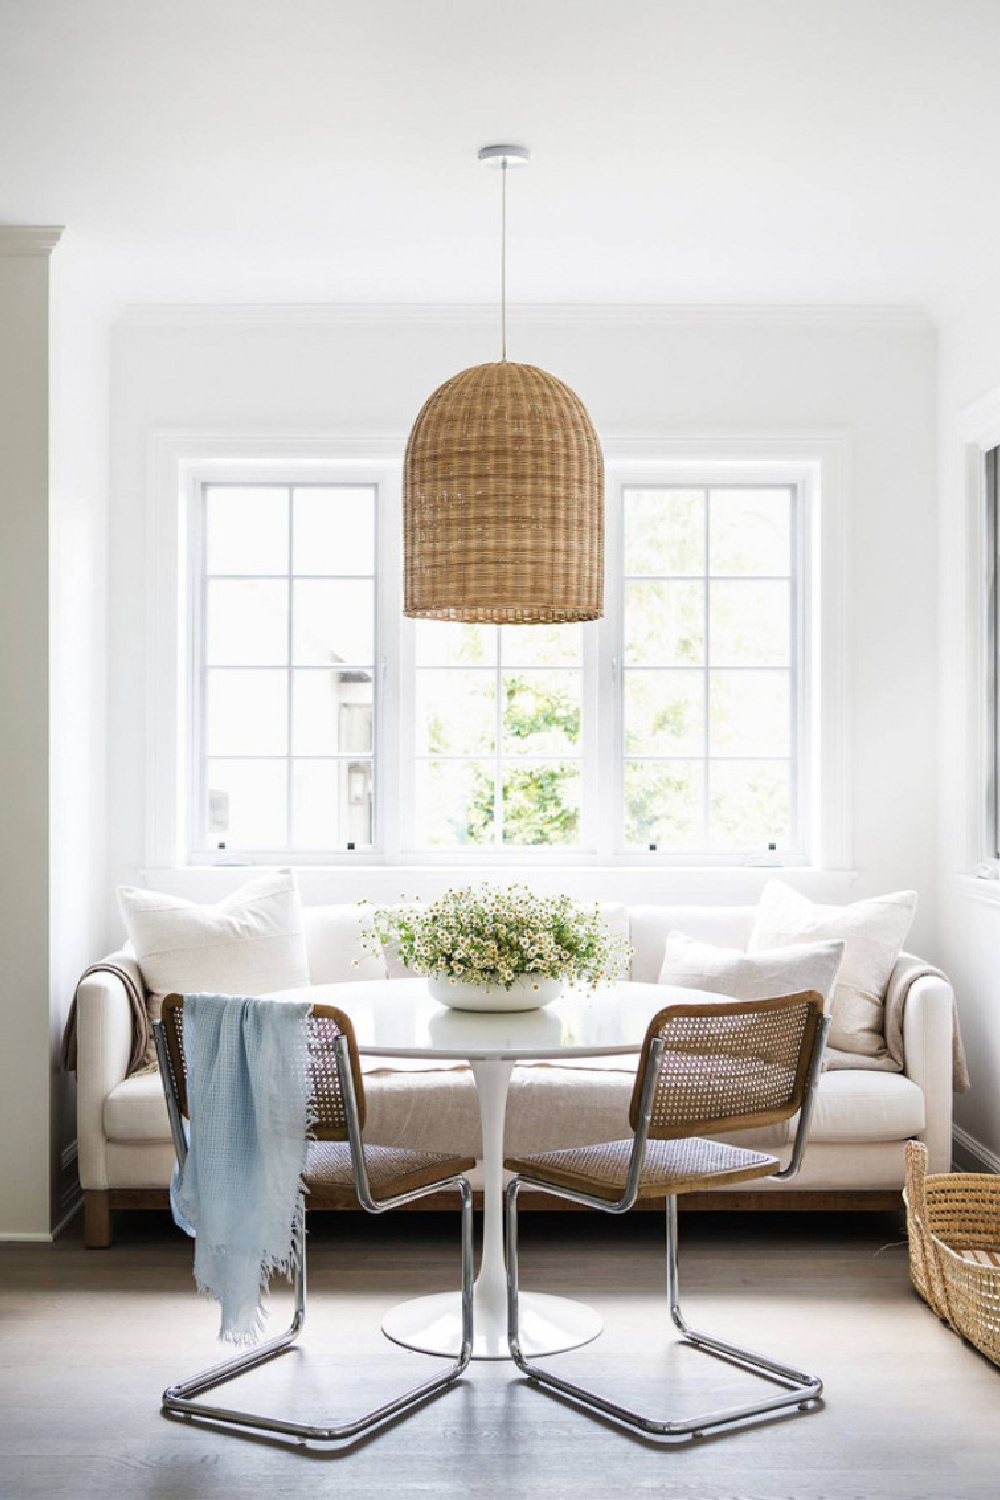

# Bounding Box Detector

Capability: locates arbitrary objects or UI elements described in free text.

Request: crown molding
[115,300,935,332]
[0,226,64,257]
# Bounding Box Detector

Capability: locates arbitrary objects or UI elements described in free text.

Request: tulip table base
[382,1287,603,1361]
[380,1055,604,1360]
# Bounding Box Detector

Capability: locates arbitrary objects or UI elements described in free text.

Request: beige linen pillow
[658,930,845,1009]
[748,880,917,1057]
[117,870,312,1044]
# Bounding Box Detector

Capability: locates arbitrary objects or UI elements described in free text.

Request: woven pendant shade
[403,360,604,623]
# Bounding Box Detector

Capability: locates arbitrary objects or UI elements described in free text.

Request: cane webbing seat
[504,1135,779,1203]
[305,1140,476,1203]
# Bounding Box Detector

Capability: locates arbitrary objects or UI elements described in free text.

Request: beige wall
[0,237,56,1237]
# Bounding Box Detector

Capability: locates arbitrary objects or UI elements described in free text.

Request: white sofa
[76,903,955,1246]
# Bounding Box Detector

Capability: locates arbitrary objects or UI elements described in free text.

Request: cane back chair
[504,991,830,1441]
[155,994,475,1444]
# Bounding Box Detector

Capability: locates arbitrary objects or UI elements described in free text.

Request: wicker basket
[904,1139,1000,1366]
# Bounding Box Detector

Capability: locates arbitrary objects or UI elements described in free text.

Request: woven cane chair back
[628,991,824,1140]
[159,995,367,1140]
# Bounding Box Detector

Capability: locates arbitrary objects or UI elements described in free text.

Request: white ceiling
[2,0,998,314]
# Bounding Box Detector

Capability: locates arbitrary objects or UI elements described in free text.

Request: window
[412,621,584,848]
[194,483,377,855]
[621,486,798,855]
[173,447,839,868]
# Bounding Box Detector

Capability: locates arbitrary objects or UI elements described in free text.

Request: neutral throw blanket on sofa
[60,952,151,1078]
[171,993,314,1344]
[822,956,970,1093]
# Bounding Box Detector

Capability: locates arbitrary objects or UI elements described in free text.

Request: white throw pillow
[658,930,845,1009]
[117,868,311,1002]
[748,880,917,1057]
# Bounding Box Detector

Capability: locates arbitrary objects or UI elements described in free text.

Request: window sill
[141,864,860,906]
[949,872,1000,909]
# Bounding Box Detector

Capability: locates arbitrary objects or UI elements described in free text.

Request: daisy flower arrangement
[362,884,631,990]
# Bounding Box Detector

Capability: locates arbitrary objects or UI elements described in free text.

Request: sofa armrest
[76,950,141,1191]
[900,968,954,1174]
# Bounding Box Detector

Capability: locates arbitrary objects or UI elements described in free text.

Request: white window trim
[947,387,1000,894]
[145,429,851,872]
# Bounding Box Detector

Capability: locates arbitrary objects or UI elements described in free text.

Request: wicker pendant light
[403,146,604,623]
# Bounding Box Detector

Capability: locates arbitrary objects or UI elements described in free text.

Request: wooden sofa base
[83,1186,903,1248]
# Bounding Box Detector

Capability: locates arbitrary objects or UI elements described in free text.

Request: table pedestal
[381,1055,603,1360]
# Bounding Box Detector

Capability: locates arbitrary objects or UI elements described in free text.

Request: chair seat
[504,1135,780,1202]
[305,1140,475,1204]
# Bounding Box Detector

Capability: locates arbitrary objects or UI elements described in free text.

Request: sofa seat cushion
[101,1054,926,1156]
[802,1070,925,1143]
[105,1072,172,1143]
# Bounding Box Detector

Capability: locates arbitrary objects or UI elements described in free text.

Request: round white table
[295,976,664,1360]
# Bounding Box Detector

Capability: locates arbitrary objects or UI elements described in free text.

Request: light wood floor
[2,1208,999,1500]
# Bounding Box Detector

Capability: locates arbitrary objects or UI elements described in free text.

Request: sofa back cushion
[303,904,388,983]
[629,906,756,983]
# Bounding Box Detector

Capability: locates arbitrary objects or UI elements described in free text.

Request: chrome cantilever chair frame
[154,1016,474,1444]
[505,1009,831,1441]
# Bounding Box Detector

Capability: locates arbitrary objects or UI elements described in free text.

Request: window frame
[189,480,381,861]
[146,434,848,872]
[610,474,807,863]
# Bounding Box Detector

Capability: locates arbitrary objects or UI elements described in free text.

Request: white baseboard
[953,1125,1000,1174]
[0,1231,55,1243]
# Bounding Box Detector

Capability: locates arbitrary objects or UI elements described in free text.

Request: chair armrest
[900,969,954,1174]
[76,951,142,1191]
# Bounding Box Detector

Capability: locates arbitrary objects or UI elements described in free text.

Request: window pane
[206,580,288,666]
[416,669,496,755]
[502,763,581,845]
[206,487,288,575]
[206,670,287,756]
[502,671,581,757]
[624,671,703,755]
[502,623,582,666]
[205,759,287,848]
[710,671,790,756]
[624,761,704,848]
[710,580,790,666]
[710,489,791,575]
[292,670,372,755]
[625,581,704,666]
[292,759,373,849]
[709,760,790,849]
[292,487,375,576]
[415,621,497,667]
[416,760,496,847]
[293,580,374,665]
[624,489,704,576]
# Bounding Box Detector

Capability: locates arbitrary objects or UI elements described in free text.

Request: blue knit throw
[171,993,314,1344]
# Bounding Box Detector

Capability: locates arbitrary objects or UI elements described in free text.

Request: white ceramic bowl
[426,974,563,1012]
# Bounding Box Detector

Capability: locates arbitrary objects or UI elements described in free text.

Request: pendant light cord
[501,156,508,361]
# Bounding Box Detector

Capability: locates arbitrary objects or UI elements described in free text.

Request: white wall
[0,238,55,1238]
[48,249,111,1231]
[936,283,1000,1167]
[106,306,940,952]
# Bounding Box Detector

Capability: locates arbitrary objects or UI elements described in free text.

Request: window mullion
[285,486,294,849]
